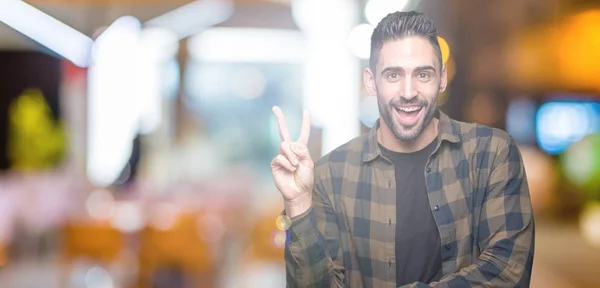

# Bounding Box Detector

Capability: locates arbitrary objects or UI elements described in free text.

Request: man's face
[364,36,447,141]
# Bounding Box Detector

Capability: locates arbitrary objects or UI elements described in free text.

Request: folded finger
[271,154,296,172]
[280,142,299,166]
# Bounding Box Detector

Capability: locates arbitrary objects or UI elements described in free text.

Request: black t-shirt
[379,138,443,286]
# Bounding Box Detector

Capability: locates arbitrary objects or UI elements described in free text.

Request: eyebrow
[380,65,437,75]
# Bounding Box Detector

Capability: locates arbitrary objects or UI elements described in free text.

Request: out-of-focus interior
[0,0,599,287]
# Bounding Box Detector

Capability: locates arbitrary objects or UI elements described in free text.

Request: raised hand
[270,106,314,216]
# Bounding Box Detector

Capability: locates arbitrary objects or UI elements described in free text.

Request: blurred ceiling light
[92,16,141,63]
[134,28,178,135]
[0,0,93,67]
[348,24,374,59]
[137,27,179,62]
[145,0,234,40]
[88,17,173,187]
[291,0,360,155]
[188,28,306,63]
[291,0,352,33]
[364,0,411,27]
[87,16,143,187]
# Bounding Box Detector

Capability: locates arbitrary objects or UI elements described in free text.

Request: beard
[377,94,438,141]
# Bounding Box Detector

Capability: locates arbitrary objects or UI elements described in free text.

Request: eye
[417,72,431,81]
[387,72,400,81]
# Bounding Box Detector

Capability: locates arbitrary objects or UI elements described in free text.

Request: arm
[401,138,535,288]
[285,175,345,287]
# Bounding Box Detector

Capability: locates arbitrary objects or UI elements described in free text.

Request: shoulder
[451,118,520,164]
[451,118,514,150]
[313,132,369,178]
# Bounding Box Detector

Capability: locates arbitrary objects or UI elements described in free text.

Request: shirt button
[426,167,432,173]
[434,205,440,211]
[445,244,451,250]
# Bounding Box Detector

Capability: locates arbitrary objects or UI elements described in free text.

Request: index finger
[272,106,291,142]
[297,109,311,145]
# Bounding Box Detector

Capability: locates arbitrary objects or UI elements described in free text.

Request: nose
[400,76,417,100]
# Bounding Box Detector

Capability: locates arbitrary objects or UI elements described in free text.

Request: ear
[439,64,448,93]
[363,67,377,96]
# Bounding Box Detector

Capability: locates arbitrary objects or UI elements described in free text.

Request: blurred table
[532,218,600,288]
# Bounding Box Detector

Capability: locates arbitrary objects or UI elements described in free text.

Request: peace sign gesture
[270,106,314,214]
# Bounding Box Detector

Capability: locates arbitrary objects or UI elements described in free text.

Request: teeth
[397,106,421,112]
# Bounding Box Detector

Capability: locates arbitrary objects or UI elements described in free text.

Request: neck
[377,118,439,153]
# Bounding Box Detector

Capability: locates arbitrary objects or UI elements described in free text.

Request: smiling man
[270,11,535,288]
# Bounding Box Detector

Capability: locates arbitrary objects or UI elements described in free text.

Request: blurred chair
[136,211,217,288]
[245,213,285,263]
[236,207,286,288]
[59,220,124,286]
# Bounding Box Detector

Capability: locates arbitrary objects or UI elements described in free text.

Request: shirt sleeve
[400,137,535,288]
[285,170,346,287]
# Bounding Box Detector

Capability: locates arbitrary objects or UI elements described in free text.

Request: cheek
[416,82,440,99]
[375,80,401,98]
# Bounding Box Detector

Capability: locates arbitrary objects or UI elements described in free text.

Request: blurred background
[0,0,599,287]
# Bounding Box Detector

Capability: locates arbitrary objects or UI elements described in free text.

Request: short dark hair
[369,11,442,72]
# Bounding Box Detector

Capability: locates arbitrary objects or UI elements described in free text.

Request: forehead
[376,36,438,72]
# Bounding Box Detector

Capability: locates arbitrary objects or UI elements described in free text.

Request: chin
[380,105,433,142]
[393,126,424,141]
[392,111,434,141]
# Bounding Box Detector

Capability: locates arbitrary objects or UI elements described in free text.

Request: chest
[332,148,490,256]
[337,150,485,215]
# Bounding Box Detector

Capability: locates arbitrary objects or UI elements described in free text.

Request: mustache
[389,97,428,107]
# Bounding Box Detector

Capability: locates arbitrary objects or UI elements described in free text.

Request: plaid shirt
[284,110,535,288]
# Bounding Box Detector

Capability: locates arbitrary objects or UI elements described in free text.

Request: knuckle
[279,142,289,151]
[271,156,279,164]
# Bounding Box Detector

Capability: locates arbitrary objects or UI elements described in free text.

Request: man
[270,11,534,288]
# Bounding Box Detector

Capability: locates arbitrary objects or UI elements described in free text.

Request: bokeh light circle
[438,36,450,65]
[275,215,291,231]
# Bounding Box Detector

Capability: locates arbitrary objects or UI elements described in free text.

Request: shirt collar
[362,109,460,163]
